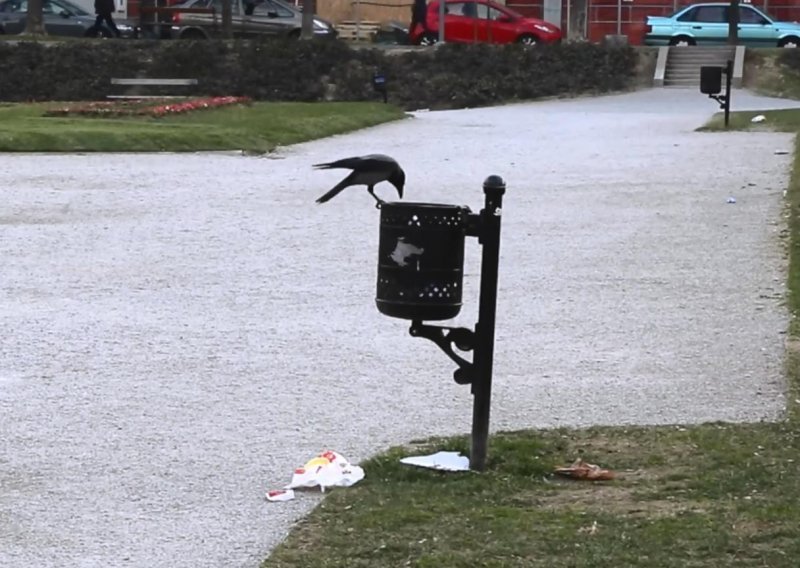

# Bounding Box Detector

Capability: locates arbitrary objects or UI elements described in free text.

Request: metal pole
[356,0,361,42]
[724,59,733,128]
[617,0,622,35]
[487,2,492,43]
[566,0,571,40]
[439,0,445,43]
[469,175,505,471]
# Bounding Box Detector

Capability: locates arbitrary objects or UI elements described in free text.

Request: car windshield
[249,0,294,17]
[432,1,523,20]
[491,2,523,19]
[271,0,297,13]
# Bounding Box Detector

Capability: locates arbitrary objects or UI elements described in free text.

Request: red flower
[44,96,252,119]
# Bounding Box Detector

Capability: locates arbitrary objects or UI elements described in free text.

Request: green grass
[0,101,407,153]
[264,115,800,567]
[745,49,800,101]
[700,108,800,132]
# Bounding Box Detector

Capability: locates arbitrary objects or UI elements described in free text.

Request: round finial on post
[483,175,506,197]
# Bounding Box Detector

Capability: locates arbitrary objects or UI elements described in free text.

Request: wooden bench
[337,20,381,42]
[108,78,199,100]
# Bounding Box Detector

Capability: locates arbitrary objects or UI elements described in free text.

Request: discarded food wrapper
[751,114,766,123]
[554,458,616,481]
[775,150,790,155]
[265,489,295,502]
[400,451,470,472]
[726,197,737,204]
[286,450,365,492]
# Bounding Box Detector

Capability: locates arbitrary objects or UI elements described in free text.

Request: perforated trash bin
[376,202,470,321]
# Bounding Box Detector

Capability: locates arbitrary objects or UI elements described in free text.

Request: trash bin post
[700,60,733,128]
[376,175,506,472]
[724,59,733,127]
[468,175,505,471]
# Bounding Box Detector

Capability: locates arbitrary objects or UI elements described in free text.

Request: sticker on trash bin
[400,451,470,472]
[266,450,365,502]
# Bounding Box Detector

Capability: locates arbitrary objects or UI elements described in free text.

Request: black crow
[314,154,405,205]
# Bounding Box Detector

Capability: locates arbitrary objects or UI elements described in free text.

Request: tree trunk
[222,0,233,39]
[728,0,740,45]
[301,0,316,40]
[24,0,46,35]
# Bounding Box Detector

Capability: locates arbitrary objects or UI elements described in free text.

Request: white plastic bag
[286,450,365,492]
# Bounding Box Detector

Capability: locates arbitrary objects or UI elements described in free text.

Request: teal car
[645,2,800,47]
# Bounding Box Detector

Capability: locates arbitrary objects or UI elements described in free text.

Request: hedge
[0,38,638,110]
[778,48,800,73]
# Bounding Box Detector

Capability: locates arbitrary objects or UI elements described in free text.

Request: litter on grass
[400,451,470,472]
[554,458,616,481]
[266,450,365,502]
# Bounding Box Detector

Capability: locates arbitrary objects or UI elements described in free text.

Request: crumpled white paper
[266,450,365,502]
[751,114,766,123]
[400,451,470,472]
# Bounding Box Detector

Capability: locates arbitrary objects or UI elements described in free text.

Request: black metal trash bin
[376,202,469,321]
[700,66,723,95]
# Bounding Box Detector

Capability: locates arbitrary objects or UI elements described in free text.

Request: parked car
[409,0,561,46]
[167,0,336,40]
[644,2,800,47]
[0,0,138,37]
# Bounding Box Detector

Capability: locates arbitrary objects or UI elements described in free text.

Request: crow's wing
[313,154,398,172]
[313,156,366,170]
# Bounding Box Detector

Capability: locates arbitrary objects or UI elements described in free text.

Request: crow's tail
[315,176,352,204]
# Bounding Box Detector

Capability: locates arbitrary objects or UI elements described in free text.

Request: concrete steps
[663,46,736,88]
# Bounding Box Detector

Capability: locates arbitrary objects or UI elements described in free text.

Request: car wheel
[517,33,538,46]
[669,36,695,46]
[180,29,207,40]
[416,32,438,46]
[779,36,800,48]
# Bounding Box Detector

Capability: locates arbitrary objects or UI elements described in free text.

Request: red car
[410,0,562,46]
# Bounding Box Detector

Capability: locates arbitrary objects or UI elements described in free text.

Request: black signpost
[372,72,388,104]
[700,60,733,128]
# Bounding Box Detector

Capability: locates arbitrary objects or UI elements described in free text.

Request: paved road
[1,88,798,567]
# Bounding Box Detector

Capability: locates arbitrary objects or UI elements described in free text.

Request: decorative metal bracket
[709,93,728,110]
[409,320,475,385]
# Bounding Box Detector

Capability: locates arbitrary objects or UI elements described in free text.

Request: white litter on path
[400,451,471,472]
[267,451,365,503]
[265,489,295,502]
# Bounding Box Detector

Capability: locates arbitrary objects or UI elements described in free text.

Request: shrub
[778,48,800,73]
[0,39,638,109]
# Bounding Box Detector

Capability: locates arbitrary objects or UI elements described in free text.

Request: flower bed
[44,96,251,118]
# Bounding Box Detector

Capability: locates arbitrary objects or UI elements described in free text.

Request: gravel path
[1,88,798,568]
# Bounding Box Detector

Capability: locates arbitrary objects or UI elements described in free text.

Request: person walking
[409,0,428,36]
[92,0,121,38]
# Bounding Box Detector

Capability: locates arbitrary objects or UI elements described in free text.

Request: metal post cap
[483,175,506,194]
